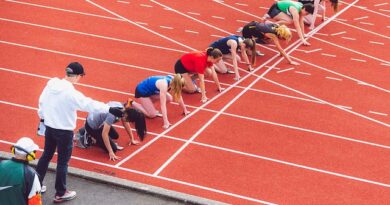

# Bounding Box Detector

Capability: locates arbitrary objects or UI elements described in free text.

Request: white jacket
[38,78,109,130]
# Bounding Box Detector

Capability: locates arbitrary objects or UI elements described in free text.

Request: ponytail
[124,107,147,141]
[169,74,185,102]
[206,47,223,59]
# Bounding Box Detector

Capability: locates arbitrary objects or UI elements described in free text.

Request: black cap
[66,62,85,76]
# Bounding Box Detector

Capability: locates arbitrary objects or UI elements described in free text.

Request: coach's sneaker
[41,185,47,193]
[53,190,76,203]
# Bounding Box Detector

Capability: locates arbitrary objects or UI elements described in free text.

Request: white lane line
[117,0,129,4]
[368,111,388,116]
[294,71,311,75]
[374,2,389,7]
[305,48,322,53]
[334,18,348,22]
[337,105,352,110]
[187,12,200,16]
[294,48,322,53]
[6,0,125,21]
[369,41,385,45]
[264,78,390,127]
[0,40,172,75]
[379,9,390,12]
[357,81,369,86]
[265,66,281,70]
[350,58,367,62]
[277,67,295,73]
[210,34,225,38]
[135,21,148,25]
[140,4,153,7]
[311,36,390,65]
[334,20,390,39]
[159,25,173,29]
[212,15,225,20]
[330,31,346,36]
[235,3,248,6]
[380,63,390,67]
[353,16,368,20]
[0,18,187,53]
[295,55,388,93]
[86,0,195,51]
[340,1,390,18]
[212,0,263,20]
[295,48,306,53]
[341,37,356,40]
[321,53,337,57]
[185,30,199,34]
[236,19,249,23]
[259,6,268,9]
[359,22,374,26]
[315,32,329,36]
[325,76,343,81]
[151,0,232,35]
[0,140,276,205]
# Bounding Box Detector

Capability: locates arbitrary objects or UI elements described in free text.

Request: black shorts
[267,3,282,18]
[134,86,149,98]
[242,21,267,44]
[242,21,257,39]
[174,59,189,74]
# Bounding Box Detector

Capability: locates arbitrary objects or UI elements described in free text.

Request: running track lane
[0,0,186,51]
[224,90,389,145]
[291,39,389,89]
[311,21,389,61]
[263,56,389,123]
[158,143,389,205]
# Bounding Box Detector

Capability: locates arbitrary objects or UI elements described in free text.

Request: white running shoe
[41,185,47,193]
[53,190,76,203]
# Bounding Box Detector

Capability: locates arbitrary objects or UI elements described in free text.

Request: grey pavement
[1,151,228,205]
[42,170,185,205]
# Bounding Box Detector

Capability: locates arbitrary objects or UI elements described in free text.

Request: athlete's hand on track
[109,152,120,161]
[163,122,172,129]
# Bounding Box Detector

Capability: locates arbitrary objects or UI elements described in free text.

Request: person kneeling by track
[78,100,146,161]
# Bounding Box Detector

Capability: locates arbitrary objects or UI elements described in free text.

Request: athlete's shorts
[267,3,282,18]
[174,59,189,74]
[134,86,149,98]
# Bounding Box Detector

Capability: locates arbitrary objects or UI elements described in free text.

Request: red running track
[0,0,389,204]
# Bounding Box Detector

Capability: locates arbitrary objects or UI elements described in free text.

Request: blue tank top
[136,76,173,97]
[209,35,242,54]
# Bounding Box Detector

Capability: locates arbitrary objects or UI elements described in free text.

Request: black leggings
[85,121,119,153]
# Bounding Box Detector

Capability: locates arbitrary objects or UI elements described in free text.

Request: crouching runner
[79,100,146,161]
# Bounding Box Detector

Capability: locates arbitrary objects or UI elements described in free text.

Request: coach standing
[36,62,123,203]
